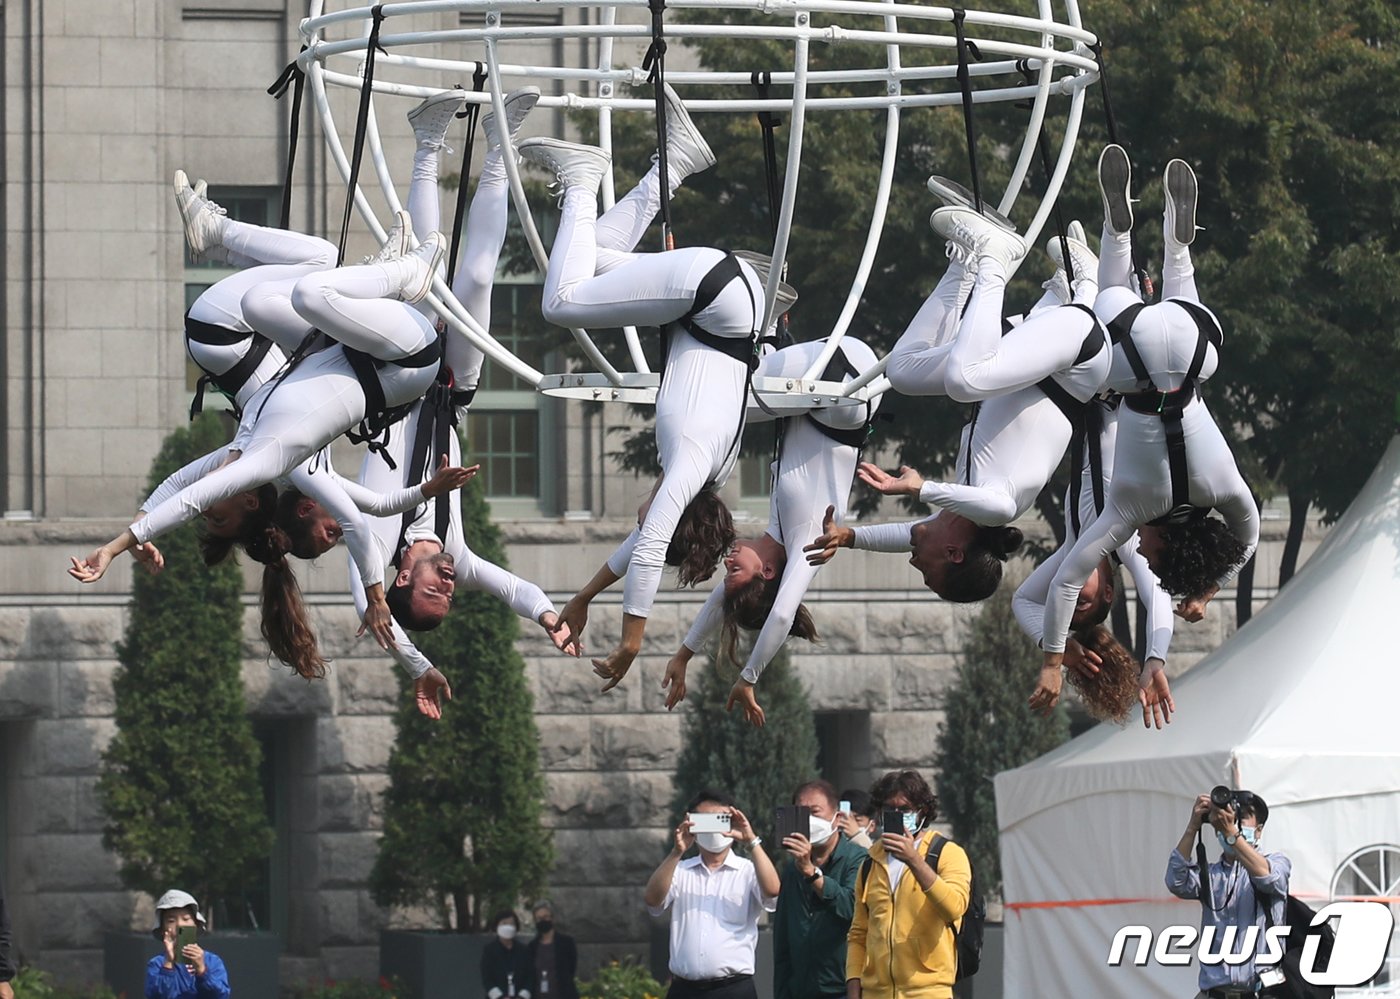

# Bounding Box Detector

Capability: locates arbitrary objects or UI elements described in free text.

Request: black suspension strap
[391,374,456,568]
[336,5,389,266]
[445,65,490,283]
[951,9,985,213]
[641,0,674,251]
[267,45,309,231]
[1016,59,1075,286]
[1089,41,1152,301]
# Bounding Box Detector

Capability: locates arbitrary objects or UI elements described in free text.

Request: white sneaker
[482,86,541,152]
[391,231,446,305]
[926,175,1017,232]
[408,89,469,150]
[173,169,228,262]
[662,83,716,182]
[1044,220,1098,283]
[361,209,412,266]
[931,206,1026,274]
[1163,159,1198,248]
[1040,270,1072,305]
[517,138,611,199]
[733,250,798,312]
[1097,145,1134,236]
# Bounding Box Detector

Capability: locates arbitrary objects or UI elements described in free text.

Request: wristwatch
[1225,832,1240,846]
[748,837,763,850]
[806,867,823,883]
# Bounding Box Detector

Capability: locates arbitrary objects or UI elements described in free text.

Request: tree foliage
[670,649,819,864]
[934,585,1069,896]
[602,0,1400,558]
[369,474,552,931]
[98,412,273,915]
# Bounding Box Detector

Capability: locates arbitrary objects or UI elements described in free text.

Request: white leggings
[888,258,1105,403]
[290,263,436,363]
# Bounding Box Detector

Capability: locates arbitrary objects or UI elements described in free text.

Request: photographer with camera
[1166,787,1291,998]
[645,789,780,999]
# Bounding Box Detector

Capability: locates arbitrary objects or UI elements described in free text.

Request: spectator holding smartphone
[0,875,15,999]
[146,889,230,999]
[774,780,867,999]
[835,790,875,851]
[645,789,780,999]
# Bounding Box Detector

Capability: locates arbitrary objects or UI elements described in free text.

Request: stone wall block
[59,661,116,717]
[0,659,60,717]
[23,835,120,893]
[242,659,334,717]
[316,717,396,774]
[547,886,651,944]
[319,833,382,889]
[317,775,390,833]
[24,776,79,834]
[544,828,669,888]
[335,660,400,716]
[22,607,123,661]
[544,773,672,829]
[891,655,960,709]
[590,713,680,770]
[537,715,593,771]
[530,659,642,714]
[32,718,115,776]
[869,710,944,769]
[792,655,892,712]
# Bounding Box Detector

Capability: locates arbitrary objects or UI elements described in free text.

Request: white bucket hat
[151,889,207,939]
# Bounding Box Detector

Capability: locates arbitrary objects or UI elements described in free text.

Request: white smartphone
[839,800,852,814]
[688,811,731,834]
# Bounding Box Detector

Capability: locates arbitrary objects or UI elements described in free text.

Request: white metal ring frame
[300,0,1100,414]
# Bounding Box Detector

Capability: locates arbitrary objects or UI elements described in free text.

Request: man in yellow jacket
[845,770,972,999]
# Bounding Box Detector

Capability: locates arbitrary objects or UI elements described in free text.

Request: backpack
[1261,892,1337,999]
[859,833,985,981]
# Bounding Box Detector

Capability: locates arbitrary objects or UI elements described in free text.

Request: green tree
[98,412,273,918]
[670,648,819,862]
[369,475,552,930]
[934,585,1069,896]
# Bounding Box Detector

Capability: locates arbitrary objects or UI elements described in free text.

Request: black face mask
[535,920,554,935]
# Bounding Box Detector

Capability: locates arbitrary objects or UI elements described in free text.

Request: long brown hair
[241,519,330,680]
[665,488,736,587]
[1064,624,1139,724]
[719,572,818,668]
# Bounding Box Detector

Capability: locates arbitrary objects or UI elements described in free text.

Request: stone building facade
[0,0,1324,990]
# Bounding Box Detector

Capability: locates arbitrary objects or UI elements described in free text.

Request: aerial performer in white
[662,337,885,727]
[70,207,452,655]
[808,180,1110,605]
[516,89,778,682]
[1029,147,1258,716]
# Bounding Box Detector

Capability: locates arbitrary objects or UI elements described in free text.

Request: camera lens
[1210,785,1232,809]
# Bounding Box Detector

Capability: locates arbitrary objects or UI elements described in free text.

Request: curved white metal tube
[760,15,810,335]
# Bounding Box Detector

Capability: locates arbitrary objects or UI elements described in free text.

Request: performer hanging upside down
[70,220,451,658]
[515,88,772,682]
[1030,148,1258,715]
[809,187,1110,605]
[663,337,885,727]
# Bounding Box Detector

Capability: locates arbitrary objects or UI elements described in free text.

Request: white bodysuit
[679,338,885,684]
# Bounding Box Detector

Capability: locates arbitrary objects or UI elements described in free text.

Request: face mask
[808,816,835,846]
[902,811,922,836]
[1241,827,1258,847]
[696,832,731,854]
[497,924,518,941]
[534,920,554,935]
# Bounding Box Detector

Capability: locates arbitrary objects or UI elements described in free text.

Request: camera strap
[1195,828,1212,907]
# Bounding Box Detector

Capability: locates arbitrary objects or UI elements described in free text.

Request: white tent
[994,434,1400,998]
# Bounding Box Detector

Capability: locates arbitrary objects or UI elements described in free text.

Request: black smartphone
[774,804,811,843]
[882,809,905,835]
[176,925,198,958]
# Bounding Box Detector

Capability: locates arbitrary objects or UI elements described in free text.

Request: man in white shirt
[645,789,781,999]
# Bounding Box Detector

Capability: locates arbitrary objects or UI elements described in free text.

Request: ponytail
[259,557,329,680]
[940,524,1024,603]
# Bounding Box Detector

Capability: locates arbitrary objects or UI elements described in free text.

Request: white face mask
[808,816,835,846]
[696,832,731,854]
[496,924,517,941]
[902,811,922,836]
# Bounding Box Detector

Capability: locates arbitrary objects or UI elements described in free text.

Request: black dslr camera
[1210,785,1252,813]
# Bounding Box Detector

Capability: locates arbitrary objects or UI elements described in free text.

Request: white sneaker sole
[1098,145,1134,236]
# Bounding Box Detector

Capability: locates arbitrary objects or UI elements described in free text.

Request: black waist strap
[669,252,759,371]
[805,346,871,448]
[344,338,444,468]
[185,314,276,419]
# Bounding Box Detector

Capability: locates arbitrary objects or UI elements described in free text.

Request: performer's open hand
[68,547,115,584]
[1174,586,1216,623]
[662,653,689,710]
[857,461,925,497]
[1062,636,1102,679]
[552,594,589,657]
[132,541,166,575]
[1138,658,1174,730]
[422,456,479,498]
[592,643,637,692]
[358,597,397,651]
[804,505,854,566]
[414,667,452,719]
[726,679,766,728]
[1028,662,1063,716]
[540,610,580,657]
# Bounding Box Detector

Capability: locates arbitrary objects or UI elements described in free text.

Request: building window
[466,410,540,498]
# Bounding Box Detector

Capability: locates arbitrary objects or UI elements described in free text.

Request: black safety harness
[961,303,1107,486]
[1108,298,1223,525]
[185,315,278,419]
[341,338,444,469]
[803,346,875,450]
[388,369,457,568]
